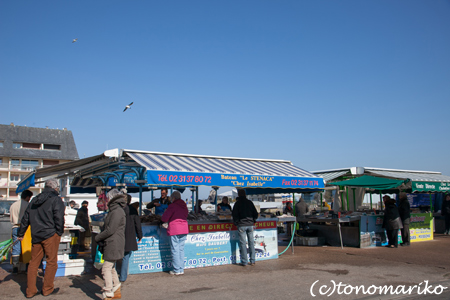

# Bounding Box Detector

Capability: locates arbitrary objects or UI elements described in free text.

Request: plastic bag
[0,238,13,263]
[93,245,104,270]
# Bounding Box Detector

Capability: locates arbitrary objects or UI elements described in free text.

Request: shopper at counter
[382,197,403,248]
[117,194,143,282]
[398,193,411,246]
[75,201,90,251]
[9,189,33,274]
[161,191,189,276]
[295,197,309,231]
[146,188,170,216]
[441,194,450,235]
[232,189,258,266]
[195,200,204,214]
[217,196,232,212]
[95,189,127,300]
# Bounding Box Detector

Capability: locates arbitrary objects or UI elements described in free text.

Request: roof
[329,175,409,190]
[17,149,324,192]
[0,124,79,160]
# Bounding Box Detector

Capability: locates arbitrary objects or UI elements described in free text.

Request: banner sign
[129,220,278,274]
[412,181,450,192]
[406,193,435,208]
[107,172,148,187]
[410,213,433,242]
[16,173,35,194]
[147,170,324,189]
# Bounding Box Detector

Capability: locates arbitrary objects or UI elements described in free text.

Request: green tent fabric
[329,175,408,190]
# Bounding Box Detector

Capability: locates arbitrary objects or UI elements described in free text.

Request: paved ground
[1,234,450,300]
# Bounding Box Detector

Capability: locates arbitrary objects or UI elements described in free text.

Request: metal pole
[320,192,323,209]
[370,193,373,210]
[346,187,350,211]
[352,188,356,211]
[139,184,143,216]
[196,187,199,212]
[379,191,383,210]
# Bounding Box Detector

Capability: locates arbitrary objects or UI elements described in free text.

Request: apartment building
[0,123,79,201]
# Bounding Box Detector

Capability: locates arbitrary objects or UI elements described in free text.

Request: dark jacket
[75,206,90,230]
[95,194,127,261]
[232,197,258,227]
[124,204,143,252]
[295,199,309,222]
[146,197,170,216]
[218,202,232,211]
[18,187,65,243]
[398,200,411,225]
[383,203,403,230]
[442,200,450,217]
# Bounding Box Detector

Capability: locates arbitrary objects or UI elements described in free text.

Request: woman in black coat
[117,194,143,282]
[382,197,403,248]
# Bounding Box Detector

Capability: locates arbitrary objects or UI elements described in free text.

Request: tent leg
[352,188,356,211]
[370,193,373,210]
[338,222,343,249]
[139,184,143,216]
[346,187,349,211]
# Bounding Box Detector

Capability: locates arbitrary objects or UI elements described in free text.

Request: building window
[13,143,22,149]
[43,144,61,150]
[22,160,39,170]
[0,141,3,147]
[10,174,20,181]
[43,160,59,166]
[22,143,41,149]
[11,159,20,168]
[9,190,18,197]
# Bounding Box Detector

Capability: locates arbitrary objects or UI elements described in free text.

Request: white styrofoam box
[63,266,85,276]
[62,258,85,267]
[43,258,86,277]
[58,254,69,261]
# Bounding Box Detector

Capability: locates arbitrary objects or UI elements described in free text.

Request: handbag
[94,245,105,270]
[388,217,403,229]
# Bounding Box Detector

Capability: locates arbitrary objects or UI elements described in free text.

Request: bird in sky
[123,102,134,112]
[72,38,78,43]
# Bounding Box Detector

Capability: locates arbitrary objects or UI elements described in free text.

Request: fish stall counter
[128,218,278,274]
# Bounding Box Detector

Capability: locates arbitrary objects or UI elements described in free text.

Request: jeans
[238,226,255,265]
[170,234,187,273]
[11,227,21,257]
[118,251,132,282]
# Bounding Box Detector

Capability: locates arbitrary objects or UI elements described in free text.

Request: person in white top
[9,189,33,273]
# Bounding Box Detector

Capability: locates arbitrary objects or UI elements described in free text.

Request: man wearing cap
[75,201,90,251]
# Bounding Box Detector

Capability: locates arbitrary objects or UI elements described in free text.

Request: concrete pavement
[1,234,449,300]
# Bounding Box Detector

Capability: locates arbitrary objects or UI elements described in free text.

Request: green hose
[278,221,297,256]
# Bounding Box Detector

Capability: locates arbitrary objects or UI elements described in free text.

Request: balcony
[7,164,40,172]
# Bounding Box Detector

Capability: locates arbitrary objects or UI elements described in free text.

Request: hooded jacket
[161,199,188,236]
[232,197,258,227]
[95,194,127,261]
[383,203,403,230]
[18,187,65,243]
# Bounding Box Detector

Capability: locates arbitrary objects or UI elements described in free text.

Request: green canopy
[329,175,409,190]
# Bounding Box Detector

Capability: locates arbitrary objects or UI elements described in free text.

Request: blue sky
[1,1,450,198]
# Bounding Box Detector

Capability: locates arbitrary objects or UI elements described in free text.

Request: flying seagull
[72,38,78,43]
[123,102,134,112]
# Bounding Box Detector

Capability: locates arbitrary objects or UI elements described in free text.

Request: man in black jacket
[18,178,65,297]
[232,189,258,266]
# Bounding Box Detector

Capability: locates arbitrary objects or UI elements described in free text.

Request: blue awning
[126,151,324,190]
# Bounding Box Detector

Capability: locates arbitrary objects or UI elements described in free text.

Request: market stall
[16,148,325,273]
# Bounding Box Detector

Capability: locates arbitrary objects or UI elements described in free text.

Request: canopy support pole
[213,186,219,212]
[352,188,356,211]
[370,193,373,210]
[346,187,349,211]
[379,191,383,210]
[196,187,199,212]
[320,192,323,210]
[430,193,433,212]
[190,188,195,212]
[138,183,143,216]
